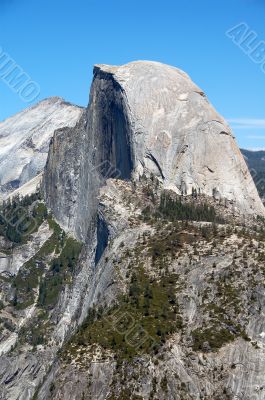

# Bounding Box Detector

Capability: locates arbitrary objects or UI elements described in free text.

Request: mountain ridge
[0,97,83,200]
[43,61,265,242]
[241,148,265,202]
[0,61,265,400]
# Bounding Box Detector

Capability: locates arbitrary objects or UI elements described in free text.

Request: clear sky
[0,0,264,149]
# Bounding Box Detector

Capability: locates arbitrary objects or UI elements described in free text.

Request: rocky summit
[0,61,265,400]
[43,61,265,241]
[0,97,83,200]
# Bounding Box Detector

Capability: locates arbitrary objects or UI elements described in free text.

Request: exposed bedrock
[0,97,83,199]
[43,61,265,241]
[43,65,135,240]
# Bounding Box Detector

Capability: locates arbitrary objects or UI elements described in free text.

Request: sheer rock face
[0,97,83,199]
[1,61,265,399]
[43,62,265,241]
[93,61,264,215]
[42,113,92,241]
[43,67,135,240]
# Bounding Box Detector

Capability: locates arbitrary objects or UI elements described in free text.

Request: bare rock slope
[0,97,83,199]
[43,61,264,242]
[1,61,265,400]
[93,61,264,214]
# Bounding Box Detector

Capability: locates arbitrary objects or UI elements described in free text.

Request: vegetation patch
[142,191,224,224]
[38,237,82,309]
[64,267,182,361]
[191,327,235,352]
[0,192,45,244]
[19,311,50,346]
[11,204,82,311]
[195,275,250,352]
[12,215,63,310]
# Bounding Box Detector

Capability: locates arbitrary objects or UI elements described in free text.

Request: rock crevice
[43,61,265,238]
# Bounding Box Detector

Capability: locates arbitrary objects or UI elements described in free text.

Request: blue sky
[0,0,264,149]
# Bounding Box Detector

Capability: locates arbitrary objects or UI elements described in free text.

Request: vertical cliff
[1,61,265,400]
[43,65,135,240]
[0,97,83,199]
[43,61,265,242]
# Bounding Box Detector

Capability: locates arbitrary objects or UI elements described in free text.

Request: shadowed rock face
[2,62,265,400]
[0,97,83,199]
[43,66,135,240]
[93,61,264,216]
[43,61,265,241]
[92,67,134,180]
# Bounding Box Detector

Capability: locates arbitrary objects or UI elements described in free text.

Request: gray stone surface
[36,179,265,400]
[43,62,264,243]
[93,61,264,216]
[0,97,83,199]
[1,61,265,400]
